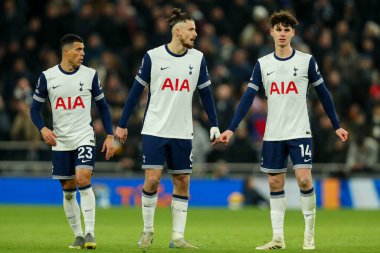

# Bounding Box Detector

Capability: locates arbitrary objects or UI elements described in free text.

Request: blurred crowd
[1,0,380,175]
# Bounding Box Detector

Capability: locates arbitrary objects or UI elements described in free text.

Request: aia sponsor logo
[270,81,298,95]
[55,96,85,109]
[161,78,190,92]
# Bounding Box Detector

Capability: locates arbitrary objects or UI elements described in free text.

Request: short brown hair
[269,10,298,28]
[168,8,193,29]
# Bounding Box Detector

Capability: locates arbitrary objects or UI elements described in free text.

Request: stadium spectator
[226,121,258,163]
[192,119,211,164]
[219,10,348,250]
[214,83,235,131]
[0,95,11,140]
[0,0,379,168]
[115,8,220,250]
[29,34,114,249]
[346,134,378,174]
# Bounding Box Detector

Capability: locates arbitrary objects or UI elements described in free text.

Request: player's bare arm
[219,130,234,145]
[40,127,57,146]
[335,128,348,142]
[115,126,128,144]
[102,135,115,160]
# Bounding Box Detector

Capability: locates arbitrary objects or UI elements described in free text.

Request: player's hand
[40,127,57,146]
[219,130,234,146]
[102,135,115,160]
[210,127,221,146]
[335,128,348,142]
[115,127,128,144]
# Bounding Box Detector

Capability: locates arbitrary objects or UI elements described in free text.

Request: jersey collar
[58,64,80,75]
[165,44,188,57]
[273,49,296,61]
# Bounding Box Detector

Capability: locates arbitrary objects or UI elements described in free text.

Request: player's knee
[63,191,76,200]
[173,174,189,187]
[145,175,161,189]
[268,176,283,189]
[298,177,312,189]
[76,176,90,187]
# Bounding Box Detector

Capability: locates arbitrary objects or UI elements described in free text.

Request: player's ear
[269,27,274,36]
[175,27,182,38]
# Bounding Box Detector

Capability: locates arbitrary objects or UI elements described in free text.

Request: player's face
[270,23,295,48]
[65,42,85,67]
[178,21,197,49]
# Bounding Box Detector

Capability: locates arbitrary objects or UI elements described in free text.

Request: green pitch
[0,206,379,252]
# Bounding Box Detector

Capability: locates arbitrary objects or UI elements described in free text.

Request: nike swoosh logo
[266,71,275,76]
[52,85,61,89]
[82,160,91,163]
[304,159,311,162]
[160,67,169,70]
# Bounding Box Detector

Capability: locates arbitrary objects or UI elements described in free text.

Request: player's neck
[167,41,187,55]
[275,46,293,59]
[60,60,77,73]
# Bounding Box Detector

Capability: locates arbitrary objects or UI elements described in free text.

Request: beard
[180,37,194,49]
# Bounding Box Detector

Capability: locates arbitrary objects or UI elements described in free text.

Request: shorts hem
[75,165,94,170]
[52,175,75,180]
[293,164,312,169]
[142,165,164,169]
[167,169,192,174]
[260,167,287,173]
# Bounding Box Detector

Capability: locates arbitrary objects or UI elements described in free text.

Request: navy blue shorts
[52,145,96,179]
[260,138,312,173]
[142,135,193,174]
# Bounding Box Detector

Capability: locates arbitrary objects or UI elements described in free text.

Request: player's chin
[185,41,195,49]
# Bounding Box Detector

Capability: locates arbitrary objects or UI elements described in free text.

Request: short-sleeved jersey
[32,65,104,150]
[249,50,323,141]
[136,44,211,139]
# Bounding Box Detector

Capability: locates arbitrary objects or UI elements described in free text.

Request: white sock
[79,185,96,236]
[270,191,286,241]
[300,188,316,237]
[142,190,158,233]
[171,195,189,240]
[63,190,83,238]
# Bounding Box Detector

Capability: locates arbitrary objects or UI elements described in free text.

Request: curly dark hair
[167,8,193,29]
[269,10,298,28]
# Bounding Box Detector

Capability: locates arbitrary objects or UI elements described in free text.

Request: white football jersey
[136,45,211,139]
[33,65,104,150]
[249,50,323,141]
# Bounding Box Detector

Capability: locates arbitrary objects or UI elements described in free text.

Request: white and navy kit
[229,50,340,172]
[30,65,113,179]
[118,45,218,173]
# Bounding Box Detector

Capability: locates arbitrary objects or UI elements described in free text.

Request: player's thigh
[142,135,167,169]
[287,138,312,169]
[52,150,75,179]
[167,138,192,174]
[261,140,288,173]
